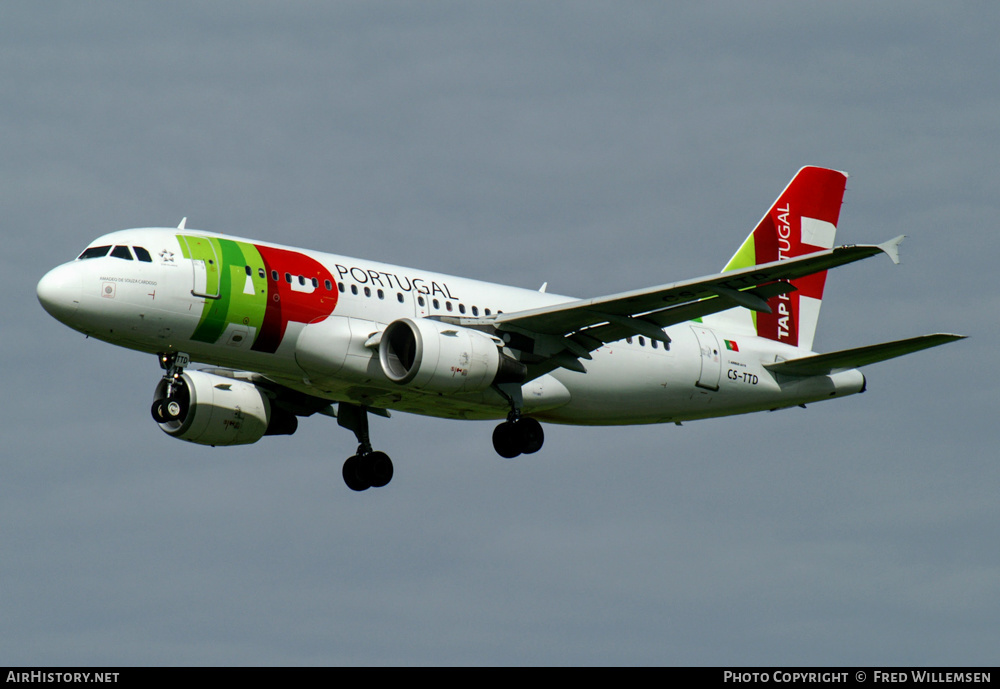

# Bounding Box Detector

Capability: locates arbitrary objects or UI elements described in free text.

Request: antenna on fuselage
[177,217,187,230]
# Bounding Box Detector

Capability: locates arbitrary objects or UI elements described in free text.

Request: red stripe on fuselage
[251,245,337,353]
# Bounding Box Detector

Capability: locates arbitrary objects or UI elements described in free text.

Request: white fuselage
[37,227,865,425]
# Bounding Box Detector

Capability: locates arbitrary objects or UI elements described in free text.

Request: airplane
[37,166,963,491]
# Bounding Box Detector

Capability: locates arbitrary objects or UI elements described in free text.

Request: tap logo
[177,235,338,353]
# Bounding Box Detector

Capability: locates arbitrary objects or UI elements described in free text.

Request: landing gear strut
[338,403,393,491]
[491,382,544,458]
[151,352,191,423]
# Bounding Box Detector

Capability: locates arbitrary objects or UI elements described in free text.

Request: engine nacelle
[153,370,295,446]
[378,318,526,394]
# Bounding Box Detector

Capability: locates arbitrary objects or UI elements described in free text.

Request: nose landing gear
[151,352,190,423]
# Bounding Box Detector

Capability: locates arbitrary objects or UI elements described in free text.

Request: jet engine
[378,318,526,393]
[152,370,297,446]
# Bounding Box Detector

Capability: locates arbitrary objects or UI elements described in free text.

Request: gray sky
[3,1,997,666]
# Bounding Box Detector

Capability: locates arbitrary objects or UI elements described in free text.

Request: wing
[445,237,905,378]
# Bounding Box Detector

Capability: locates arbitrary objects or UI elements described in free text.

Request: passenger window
[258,268,266,279]
[459,304,466,314]
[110,245,133,260]
[638,337,646,347]
[397,293,404,303]
[351,285,358,295]
[446,301,453,312]
[79,245,111,260]
[377,289,384,300]
[298,275,306,286]
[432,299,440,309]
[133,246,153,262]
[271,270,278,281]
[484,308,491,316]
[312,277,318,288]
[364,286,371,297]
[418,296,425,306]
[325,280,332,291]
[472,306,479,316]
[338,282,345,293]
[285,273,292,283]
[245,266,252,276]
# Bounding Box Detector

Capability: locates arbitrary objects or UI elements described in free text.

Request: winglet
[878,235,905,265]
[177,217,188,231]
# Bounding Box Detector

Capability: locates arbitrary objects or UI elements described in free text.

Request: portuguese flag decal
[724,339,739,352]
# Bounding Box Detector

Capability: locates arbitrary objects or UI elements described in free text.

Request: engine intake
[153,370,296,446]
[378,318,526,394]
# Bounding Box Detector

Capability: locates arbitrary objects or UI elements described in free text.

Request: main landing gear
[337,403,394,492]
[342,451,394,492]
[151,352,190,423]
[490,382,545,458]
[492,415,544,458]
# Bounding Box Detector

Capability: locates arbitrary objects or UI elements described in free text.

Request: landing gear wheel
[151,399,169,423]
[165,398,186,420]
[492,421,522,458]
[342,451,393,491]
[342,455,371,492]
[493,417,545,458]
[515,417,544,454]
[367,451,394,488]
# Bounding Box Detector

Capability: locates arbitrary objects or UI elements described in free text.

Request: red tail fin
[714,166,848,350]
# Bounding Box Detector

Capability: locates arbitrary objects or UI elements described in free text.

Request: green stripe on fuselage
[178,235,268,344]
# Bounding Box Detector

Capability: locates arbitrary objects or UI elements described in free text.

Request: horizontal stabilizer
[764,333,965,376]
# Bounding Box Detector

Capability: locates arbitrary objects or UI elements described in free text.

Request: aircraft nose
[37,263,81,324]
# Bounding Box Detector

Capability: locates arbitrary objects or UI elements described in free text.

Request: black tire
[368,451,394,488]
[151,399,169,423]
[492,422,521,458]
[342,455,371,492]
[516,417,544,454]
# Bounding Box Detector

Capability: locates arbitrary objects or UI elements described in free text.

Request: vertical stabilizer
[702,166,848,351]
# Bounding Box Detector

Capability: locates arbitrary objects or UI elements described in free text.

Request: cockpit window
[133,246,153,262]
[110,245,133,260]
[78,245,111,260]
